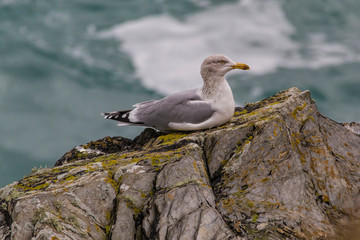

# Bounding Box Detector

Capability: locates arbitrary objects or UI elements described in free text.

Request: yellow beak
[231,63,250,70]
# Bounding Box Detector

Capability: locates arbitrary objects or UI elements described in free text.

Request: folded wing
[132,89,215,130]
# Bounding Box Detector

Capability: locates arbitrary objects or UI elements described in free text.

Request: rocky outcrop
[1,87,360,240]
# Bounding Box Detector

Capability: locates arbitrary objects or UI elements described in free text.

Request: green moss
[150,189,155,196]
[105,225,110,235]
[124,197,142,217]
[85,164,101,172]
[151,157,161,166]
[3,189,25,202]
[105,176,119,193]
[106,211,111,221]
[233,190,246,198]
[16,163,92,192]
[236,109,248,115]
[247,201,255,208]
[157,132,188,146]
[235,134,254,154]
[261,177,270,183]
[102,160,118,169]
[0,202,7,211]
[65,175,77,181]
[44,217,63,232]
[251,214,259,223]
[17,181,50,191]
[50,165,78,176]
[232,195,257,210]
[91,141,187,174]
[118,175,124,185]
[70,199,80,208]
[220,198,237,212]
[32,208,46,224]
[94,154,119,163]
[53,200,61,212]
[75,151,91,159]
[51,168,62,174]
[172,178,200,189]
[142,151,183,167]
[24,177,42,185]
[193,161,200,173]
[65,215,81,229]
[268,101,282,106]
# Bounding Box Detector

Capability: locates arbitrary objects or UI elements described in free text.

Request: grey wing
[134,89,214,129]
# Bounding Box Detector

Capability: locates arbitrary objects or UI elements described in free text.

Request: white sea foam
[99,0,360,94]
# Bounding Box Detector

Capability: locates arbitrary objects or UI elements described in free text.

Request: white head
[200,54,250,80]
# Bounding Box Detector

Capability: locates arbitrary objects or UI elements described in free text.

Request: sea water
[1,0,360,187]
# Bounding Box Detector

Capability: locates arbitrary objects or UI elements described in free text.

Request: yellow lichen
[157,132,188,146]
[193,161,200,173]
[124,198,142,216]
[95,224,100,232]
[17,181,50,191]
[292,103,307,119]
[104,177,118,193]
[151,157,161,166]
[261,177,270,183]
[105,225,110,235]
[235,109,248,115]
[106,211,111,221]
[306,115,315,122]
[65,175,77,181]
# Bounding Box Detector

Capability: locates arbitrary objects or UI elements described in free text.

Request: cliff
[1,87,360,240]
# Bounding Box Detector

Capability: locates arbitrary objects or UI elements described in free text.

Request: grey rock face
[1,87,359,240]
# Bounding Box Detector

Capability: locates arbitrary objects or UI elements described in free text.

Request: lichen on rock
[1,87,360,240]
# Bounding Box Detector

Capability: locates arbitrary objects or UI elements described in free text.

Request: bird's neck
[201,76,235,116]
[201,76,228,98]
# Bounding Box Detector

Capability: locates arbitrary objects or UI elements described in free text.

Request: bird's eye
[218,60,225,64]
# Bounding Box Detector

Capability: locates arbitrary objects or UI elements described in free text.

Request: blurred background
[1,0,360,187]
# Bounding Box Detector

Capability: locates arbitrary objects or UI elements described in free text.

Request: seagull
[102,54,250,131]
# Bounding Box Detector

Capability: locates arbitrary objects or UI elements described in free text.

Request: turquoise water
[1,0,360,187]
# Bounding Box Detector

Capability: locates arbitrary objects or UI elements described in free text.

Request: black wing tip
[101,112,113,119]
[101,110,132,123]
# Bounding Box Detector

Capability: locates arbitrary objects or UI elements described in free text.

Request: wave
[100,0,360,95]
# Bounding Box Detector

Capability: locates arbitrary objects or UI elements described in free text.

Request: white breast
[200,79,235,122]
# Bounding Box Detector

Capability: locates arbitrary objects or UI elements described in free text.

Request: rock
[1,87,359,240]
[343,122,360,136]
[55,136,133,166]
